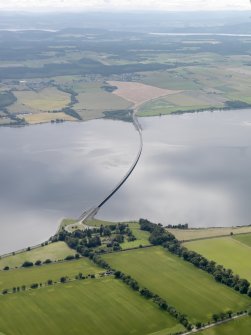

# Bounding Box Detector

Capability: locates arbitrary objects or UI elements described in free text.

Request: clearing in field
[0,278,184,335]
[120,222,151,249]
[197,315,251,335]
[166,226,251,242]
[184,235,251,282]
[108,80,180,107]
[21,112,76,124]
[0,258,101,291]
[103,246,250,323]
[0,242,75,269]
[13,87,71,112]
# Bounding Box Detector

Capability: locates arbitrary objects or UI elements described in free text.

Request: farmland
[120,222,151,249]
[73,82,131,121]
[0,258,101,291]
[166,226,251,242]
[233,233,251,247]
[103,246,250,323]
[12,88,71,112]
[184,235,251,282]
[1,29,251,125]
[21,111,77,124]
[0,278,184,335]
[0,242,75,269]
[108,80,180,107]
[197,315,251,335]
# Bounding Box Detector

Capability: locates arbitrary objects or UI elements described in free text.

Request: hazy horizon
[0,0,250,12]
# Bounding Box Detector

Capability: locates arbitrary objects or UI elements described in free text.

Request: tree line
[89,253,192,332]
[139,218,251,297]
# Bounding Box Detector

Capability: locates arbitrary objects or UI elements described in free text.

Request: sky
[0,0,250,11]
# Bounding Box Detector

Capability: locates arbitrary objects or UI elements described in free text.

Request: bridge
[77,109,143,224]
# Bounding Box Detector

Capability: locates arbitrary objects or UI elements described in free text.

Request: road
[181,313,247,335]
[78,109,143,223]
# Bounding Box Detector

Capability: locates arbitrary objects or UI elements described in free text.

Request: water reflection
[0,120,137,253]
[1,109,251,253]
[98,110,251,228]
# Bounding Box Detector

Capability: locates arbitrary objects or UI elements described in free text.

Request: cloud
[0,0,250,11]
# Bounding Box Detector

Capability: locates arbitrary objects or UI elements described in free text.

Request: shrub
[43,259,52,264]
[64,255,75,261]
[22,261,33,268]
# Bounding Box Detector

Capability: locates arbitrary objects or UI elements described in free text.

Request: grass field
[197,316,251,335]
[73,82,131,121]
[137,88,225,116]
[13,87,71,111]
[0,242,75,269]
[121,222,151,249]
[58,218,77,232]
[184,236,251,282]
[233,233,251,247]
[86,218,116,227]
[138,98,211,116]
[0,258,101,291]
[0,278,184,335]
[103,247,250,323]
[21,112,76,124]
[167,226,251,241]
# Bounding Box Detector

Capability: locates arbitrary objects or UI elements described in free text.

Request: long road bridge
[77,109,143,223]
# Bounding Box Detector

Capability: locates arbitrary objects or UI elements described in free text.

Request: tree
[195,322,202,329]
[64,255,75,261]
[22,261,33,268]
[35,260,41,266]
[47,279,53,286]
[60,276,67,283]
[43,259,52,264]
[30,283,38,289]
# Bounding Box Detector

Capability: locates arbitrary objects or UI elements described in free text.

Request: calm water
[1,109,251,253]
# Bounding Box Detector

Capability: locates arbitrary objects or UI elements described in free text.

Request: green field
[184,236,251,282]
[12,87,71,112]
[86,218,116,227]
[166,226,251,241]
[233,233,251,247]
[0,258,101,291]
[0,278,184,335]
[197,316,251,335]
[103,247,250,323]
[0,242,75,269]
[72,82,132,121]
[121,222,151,249]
